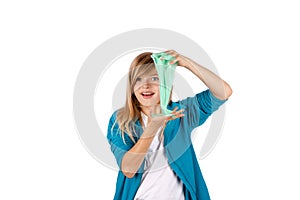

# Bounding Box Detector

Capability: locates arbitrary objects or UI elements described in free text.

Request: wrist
[181,56,193,69]
[139,135,155,140]
[148,120,164,129]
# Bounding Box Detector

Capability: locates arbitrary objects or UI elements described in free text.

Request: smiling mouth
[141,92,155,97]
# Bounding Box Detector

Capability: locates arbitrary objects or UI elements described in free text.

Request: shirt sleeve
[179,89,227,129]
[106,111,134,169]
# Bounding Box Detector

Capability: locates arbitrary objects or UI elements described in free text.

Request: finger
[175,109,185,116]
[165,50,178,57]
[177,109,185,115]
[169,58,178,65]
[177,108,185,113]
[160,55,174,61]
[170,108,180,116]
[170,113,185,120]
[163,50,173,54]
[162,50,178,58]
[171,107,178,113]
[164,50,177,54]
[169,109,185,120]
[171,108,184,115]
[176,111,185,117]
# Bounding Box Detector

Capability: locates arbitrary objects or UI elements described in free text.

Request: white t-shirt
[134,112,184,200]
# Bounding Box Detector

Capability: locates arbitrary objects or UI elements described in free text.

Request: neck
[141,107,152,118]
[140,104,161,118]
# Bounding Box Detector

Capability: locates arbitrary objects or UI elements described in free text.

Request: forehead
[134,66,157,79]
[140,67,157,76]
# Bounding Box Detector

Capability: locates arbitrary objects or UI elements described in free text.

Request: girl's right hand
[149,106,185,126]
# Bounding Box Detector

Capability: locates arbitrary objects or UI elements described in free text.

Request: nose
[142,81,150,88]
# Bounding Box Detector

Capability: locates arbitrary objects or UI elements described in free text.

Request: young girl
[107,50,232,200]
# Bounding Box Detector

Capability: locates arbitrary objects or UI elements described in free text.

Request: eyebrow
[139,73,158,79]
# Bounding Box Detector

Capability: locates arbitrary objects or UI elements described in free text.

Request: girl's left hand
[163,50,191,68]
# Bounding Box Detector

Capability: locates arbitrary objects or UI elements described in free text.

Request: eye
[135,77,142,82]
[152,76,159,81]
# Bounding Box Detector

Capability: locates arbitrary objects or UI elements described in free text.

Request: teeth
[142,92,154,96]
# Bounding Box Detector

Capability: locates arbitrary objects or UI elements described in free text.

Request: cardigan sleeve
[106,111,135,169]
[179,89,227,129]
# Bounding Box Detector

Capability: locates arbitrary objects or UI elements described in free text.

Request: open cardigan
[107,89,227,200]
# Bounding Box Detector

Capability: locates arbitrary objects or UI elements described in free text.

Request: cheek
[156,90,160,98]
[133,91,140,101]
[155,85,160,95]
[133,85,140,96]
[133,89,137,97]
[154,87,160,101]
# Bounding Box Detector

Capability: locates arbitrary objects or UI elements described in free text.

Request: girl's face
[133,68,160,110]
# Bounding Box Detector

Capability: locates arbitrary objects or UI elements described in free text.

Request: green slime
[151,52,177,116]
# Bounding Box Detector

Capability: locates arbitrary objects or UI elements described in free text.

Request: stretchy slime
[151,52,177,116]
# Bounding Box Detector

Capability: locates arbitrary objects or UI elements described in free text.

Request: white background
[1,0,300,199]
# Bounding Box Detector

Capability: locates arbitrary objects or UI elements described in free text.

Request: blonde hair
[116,52,156,143]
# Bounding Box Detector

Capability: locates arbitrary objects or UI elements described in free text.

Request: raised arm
[167,50,232,100]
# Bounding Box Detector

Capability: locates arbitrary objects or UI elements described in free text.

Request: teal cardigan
[107,90,227,200]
